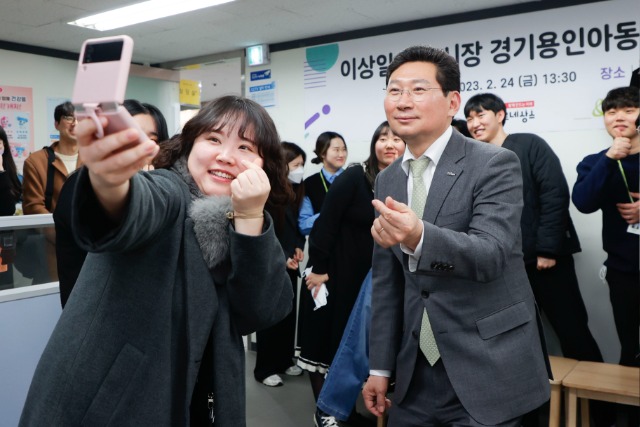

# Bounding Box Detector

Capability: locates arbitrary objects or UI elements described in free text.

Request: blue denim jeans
[317,270,372,421]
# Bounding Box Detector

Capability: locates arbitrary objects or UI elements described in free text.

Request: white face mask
[288,167,304,184]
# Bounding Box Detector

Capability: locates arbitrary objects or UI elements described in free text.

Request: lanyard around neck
[320,170,330,193]
[617,160,634,203]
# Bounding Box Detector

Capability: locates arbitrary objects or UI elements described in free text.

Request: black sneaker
[314,409,340,427]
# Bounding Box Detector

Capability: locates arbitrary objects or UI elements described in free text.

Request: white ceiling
[0,0,558,67]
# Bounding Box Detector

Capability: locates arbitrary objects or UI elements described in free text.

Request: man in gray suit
[362,46,550,426]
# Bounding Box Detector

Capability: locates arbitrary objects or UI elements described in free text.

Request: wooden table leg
[566,388,578,427]
[580,398,590,427]
[549,383,561,427]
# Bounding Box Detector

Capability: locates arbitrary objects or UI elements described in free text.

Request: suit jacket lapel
[376,160,408,261]
[385,160,409,205]
[424,132,466,223]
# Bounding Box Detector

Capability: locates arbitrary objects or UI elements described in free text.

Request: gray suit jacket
[369,131,550,425]
[20,168,292,427]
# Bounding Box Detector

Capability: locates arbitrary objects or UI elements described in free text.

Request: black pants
[253,268,298,382]
[606,268,640,427]
[525,255,603,362]
[606,268,640,367]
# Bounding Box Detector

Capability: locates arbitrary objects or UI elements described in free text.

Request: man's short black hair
[54,101,75,123]
[602,86,639,112]
[386,46,461,94]
[464,93,507,126]
[451,118,472,138]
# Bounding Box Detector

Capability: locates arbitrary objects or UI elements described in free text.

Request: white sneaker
[314,410,339,427]
[284,365,303,376]
[262,374,283,387]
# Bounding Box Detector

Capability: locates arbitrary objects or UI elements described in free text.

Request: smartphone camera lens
[84,45,94,63]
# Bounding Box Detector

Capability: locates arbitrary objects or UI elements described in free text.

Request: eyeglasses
[384,87,443,102]
[61,115,77,123]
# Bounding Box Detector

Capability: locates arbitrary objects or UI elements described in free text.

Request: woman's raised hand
[230,158,270,217]
[77,116,158,189]
[77,116,158,219]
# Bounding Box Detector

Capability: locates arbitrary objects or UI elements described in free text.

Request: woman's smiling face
[187,124,261,196]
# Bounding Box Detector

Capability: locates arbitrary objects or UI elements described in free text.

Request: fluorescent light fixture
[68,0,235,31]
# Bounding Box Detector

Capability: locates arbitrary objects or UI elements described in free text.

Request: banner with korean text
[302,0,639,150]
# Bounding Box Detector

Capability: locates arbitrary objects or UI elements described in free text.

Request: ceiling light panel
[68,0,235,31]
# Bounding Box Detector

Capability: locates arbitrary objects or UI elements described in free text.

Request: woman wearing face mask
[20,96,293,427]
[55,99,170,308]
[298,131,348,235]
[253,141,307,387]
[296,122,405,425]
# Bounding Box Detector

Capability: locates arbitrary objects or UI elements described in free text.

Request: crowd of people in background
[0,47,637,427]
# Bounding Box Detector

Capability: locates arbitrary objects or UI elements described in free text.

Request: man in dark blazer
[362,46,550,426]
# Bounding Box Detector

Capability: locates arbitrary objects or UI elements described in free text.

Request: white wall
[126,75,180,136]
[180,58,242,102]
[262,50,307,152]
[263,46,623,363]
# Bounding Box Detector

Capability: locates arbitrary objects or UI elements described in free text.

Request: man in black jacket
[464,93,611,425]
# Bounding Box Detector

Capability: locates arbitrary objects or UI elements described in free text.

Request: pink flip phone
[71,35,147,140]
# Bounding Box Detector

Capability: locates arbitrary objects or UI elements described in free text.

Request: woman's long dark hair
[310,131,346,165]
[154,96,293,206]
[363,121,399,188]
[123,99,170,143]
[281,141,306,210]
[0,126,22,202]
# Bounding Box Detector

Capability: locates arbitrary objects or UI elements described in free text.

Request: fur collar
[171,157,232,269]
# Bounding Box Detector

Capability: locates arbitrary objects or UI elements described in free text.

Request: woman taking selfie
[20,96,293,427]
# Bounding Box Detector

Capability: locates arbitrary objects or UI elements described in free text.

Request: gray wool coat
[19,168,293,427]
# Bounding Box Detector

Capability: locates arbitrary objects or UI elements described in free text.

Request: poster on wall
[248,69,277,108]
[0,85,34,172]
[302,0,639,150]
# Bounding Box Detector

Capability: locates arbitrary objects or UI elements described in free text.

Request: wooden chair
[562,361,640,427]
[548,356,579,427]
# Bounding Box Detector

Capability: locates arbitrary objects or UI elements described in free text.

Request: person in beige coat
[23,101,82,215]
